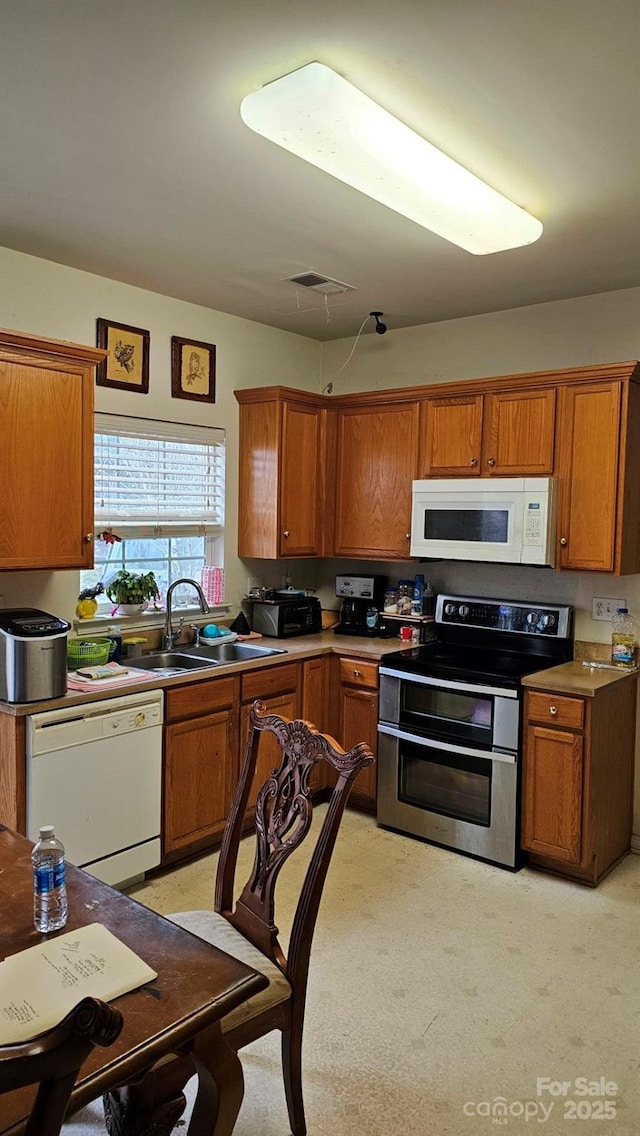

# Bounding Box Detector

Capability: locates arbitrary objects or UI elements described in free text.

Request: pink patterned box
[200,566,224,605]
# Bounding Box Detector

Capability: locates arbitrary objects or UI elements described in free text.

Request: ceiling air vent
[287,272,356,295]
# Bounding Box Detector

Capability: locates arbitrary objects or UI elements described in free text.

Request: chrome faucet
[164,578,210,650]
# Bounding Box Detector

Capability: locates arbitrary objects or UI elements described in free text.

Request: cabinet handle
[353,669,361,678]
[84,533,94,543]
[549,705,558,716]
[559,537,568,546]
[470,457,478,467]
[488,457,496,467]
[283,530,290,538]
[405,533,411,540]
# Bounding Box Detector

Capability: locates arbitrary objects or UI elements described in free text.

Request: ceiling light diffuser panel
[240,62,543,255]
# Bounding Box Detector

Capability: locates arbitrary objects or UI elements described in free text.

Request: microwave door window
[423,507,509,544]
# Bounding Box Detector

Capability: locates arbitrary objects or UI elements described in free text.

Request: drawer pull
[353,669,361,678]
[470,457,478,466]
[549,705,558,716]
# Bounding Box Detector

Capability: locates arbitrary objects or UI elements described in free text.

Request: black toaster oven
[251,597,322,638]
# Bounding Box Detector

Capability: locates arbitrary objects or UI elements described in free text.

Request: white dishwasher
[26,689,163,889]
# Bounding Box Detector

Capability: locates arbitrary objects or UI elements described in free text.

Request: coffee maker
[334,574,387,636]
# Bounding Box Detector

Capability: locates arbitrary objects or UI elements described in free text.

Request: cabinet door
[482,388,556,475]
[421,395,484,476]
[241,691,299,813]
[339,686,378,810]
[164,707,235,855]
[522,724,584,864]
[334,403,419,558]
[0,355,94,569]
[280,402,323,556]
[302,656,328,793]
[237,394,324,559]
[556,382,621,571]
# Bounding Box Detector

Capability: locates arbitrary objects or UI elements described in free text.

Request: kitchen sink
[132,642,287,675]
[189,642,288,663]
[131,651,221,675]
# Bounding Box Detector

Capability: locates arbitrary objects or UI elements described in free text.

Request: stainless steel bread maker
[0,608,71,703]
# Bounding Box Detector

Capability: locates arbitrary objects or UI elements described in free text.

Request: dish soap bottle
[611,607,637,668]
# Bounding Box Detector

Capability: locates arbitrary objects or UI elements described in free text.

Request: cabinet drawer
[165,675,239,722]
[526,691,585,730]
[241,662,299,703]
[338,657,379,691]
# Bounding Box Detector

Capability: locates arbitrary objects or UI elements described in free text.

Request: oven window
[401,685,493,747]
[424,507,509,543]
[398,739,491,826]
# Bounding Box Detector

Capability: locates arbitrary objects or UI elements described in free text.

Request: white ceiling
[1,0,639,341]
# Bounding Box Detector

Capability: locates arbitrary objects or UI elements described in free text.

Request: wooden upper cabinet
[0,328,104,570]
[420,388,555,477]
[482,388,556,475]
[236,361,640,575]
[333,402,420,559]
[421,394,484,476]
[235,389,325,559]
[556,381,622,572]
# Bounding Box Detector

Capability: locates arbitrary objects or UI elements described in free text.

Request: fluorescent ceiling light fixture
[240,62,543,255]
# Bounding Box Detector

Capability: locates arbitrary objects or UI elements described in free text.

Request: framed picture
[96,318,150,393]
[171,336,216,404]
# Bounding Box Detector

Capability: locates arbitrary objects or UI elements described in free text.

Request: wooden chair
[0,996,123,1136]
[112,699,374,1136]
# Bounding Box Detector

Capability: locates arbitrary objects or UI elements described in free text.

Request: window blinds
[94,414,225,539]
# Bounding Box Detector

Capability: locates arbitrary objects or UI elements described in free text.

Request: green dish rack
[67,638,112,670]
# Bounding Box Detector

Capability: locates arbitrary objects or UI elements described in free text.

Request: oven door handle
[377,722,517,764]
[378,667,518,700]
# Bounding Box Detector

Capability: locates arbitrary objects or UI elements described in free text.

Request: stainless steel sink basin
[190,642,287,663]
[131,651,221,675]
[132,642,286,675]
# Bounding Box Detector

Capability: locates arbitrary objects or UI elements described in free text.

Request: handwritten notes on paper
[0,923,157,1043]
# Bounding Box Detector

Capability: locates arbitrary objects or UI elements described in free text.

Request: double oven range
[377,594,573,869]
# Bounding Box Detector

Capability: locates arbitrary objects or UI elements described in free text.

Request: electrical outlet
[592,597,627,621]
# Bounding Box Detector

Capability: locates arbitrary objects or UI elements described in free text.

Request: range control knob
[458,605,469,618]
[444,603,456,616]
[540,613,556,630]
[526,611,540,625]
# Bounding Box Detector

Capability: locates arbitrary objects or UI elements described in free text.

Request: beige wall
[0,245,321,618]
[320,286,640,844]
[2,245,640,844]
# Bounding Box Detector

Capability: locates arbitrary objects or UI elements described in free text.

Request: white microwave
[410,477,557,566]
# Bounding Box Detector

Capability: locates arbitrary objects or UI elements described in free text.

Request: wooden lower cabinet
[163,675,239,862]
[521,679,637,885]
[336,657,379,812]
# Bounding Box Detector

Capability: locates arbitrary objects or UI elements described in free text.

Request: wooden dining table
[0,825,268,1136]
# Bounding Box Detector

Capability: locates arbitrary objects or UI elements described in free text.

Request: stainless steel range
[377,593,573,869]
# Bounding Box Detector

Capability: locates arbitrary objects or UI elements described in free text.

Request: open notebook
[0,923,157,1044]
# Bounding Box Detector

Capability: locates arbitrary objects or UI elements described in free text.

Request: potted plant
[105,569,161,615]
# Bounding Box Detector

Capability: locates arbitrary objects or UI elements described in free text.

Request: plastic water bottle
[32,825,68,933]
[611,608,637,668]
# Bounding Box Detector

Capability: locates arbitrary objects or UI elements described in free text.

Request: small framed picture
[171,336,216,404]
[96,319,150,393]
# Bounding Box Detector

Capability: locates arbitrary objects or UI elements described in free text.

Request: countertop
[3,634,636,717]
[0,632,405,717]
[522,659,639,697]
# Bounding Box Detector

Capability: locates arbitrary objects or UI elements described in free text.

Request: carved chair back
[214,700,374,992]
